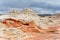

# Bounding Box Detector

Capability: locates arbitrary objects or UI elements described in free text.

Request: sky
[0,0,60,14]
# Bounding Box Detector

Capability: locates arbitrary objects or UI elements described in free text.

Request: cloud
[30,0,60,11]
[30,7,55,14]
[0,0,31,8]
[0,0,60,14]
[32,0,60,5]
[30,3,58,10]
[0,0,31,13]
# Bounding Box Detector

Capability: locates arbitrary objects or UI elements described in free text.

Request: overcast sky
[0,0,60,14]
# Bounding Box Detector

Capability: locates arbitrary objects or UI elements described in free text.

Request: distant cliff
[38,14,52,17]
